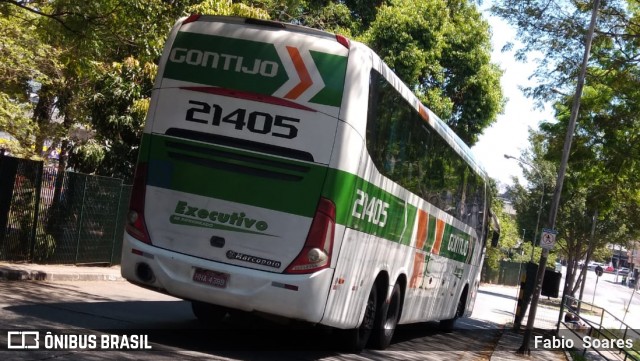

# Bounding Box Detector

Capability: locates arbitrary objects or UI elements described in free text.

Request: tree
[511,122,640,298]
[492,0,640,104]
[0,3,62,157]
[1,0,503,177]
[541,67,640,297]
[494,0,640,298]
[361,0,504,145]
[68,58,156,180]
[255,0,505,145]
[68,1,269,180]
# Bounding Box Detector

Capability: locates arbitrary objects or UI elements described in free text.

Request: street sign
[540,228,558,250]
[595,265,603,277]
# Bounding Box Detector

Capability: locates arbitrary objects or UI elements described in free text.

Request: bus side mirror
[491,230,500,247]
[490,211,501,247]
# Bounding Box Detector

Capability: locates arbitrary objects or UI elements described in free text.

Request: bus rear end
[121,15,349,323]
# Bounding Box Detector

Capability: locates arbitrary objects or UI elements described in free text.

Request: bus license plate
[193,268,228,288]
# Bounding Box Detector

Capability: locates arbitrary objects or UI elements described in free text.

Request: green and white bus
[121,15,500,350]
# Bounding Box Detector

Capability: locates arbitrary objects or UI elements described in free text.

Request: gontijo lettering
[447,233,469,256]
[169,48,279,77]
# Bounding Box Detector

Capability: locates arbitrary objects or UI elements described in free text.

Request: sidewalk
[491,329,571,361]
[0,261,123,281]
[0,262,571,361]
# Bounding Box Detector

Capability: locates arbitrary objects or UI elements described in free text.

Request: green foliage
[0,93,36,156]
[0,6,60,95]
[510,122,638,295]
[188,0,270,18]
[494,0,640,296]
[492,0,640,106]
[70,57,156,181]
[0,4,62,157]
[484,198,519,272]
[1,0,503,180]
[33,232,56,262]
[362,0,503,145]
[297,2,361,36]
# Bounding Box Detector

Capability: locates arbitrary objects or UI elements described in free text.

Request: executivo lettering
[169,48,279,77]
[170,201,272,235]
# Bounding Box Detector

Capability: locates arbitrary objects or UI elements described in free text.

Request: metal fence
[0,155,131,265]
[481,260,525,286]
[559,295,640,361]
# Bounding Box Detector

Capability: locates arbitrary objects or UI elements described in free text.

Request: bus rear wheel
[342,285,378,352]
[191,300,229,323]
[439,289,466,332]
[370,283,401,349]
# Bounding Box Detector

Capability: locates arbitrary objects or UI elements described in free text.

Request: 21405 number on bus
[185,100,300,139]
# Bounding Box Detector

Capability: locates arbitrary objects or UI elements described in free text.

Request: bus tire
[191,300,228,323]
[439,288,466,332]
[342,285,378,353]
[370,283,401,349]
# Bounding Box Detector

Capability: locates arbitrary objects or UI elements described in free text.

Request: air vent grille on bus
[166,128,314,162]
[163,137,311,182]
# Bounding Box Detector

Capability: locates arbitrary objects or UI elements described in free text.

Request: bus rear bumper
[121,234,333,323]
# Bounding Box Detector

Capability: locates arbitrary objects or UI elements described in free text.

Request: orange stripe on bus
[409,210,430,289]
[431,219,445,255]
[419,104,429,122]
[415,210,428,249]
[409,252,424,288]
[284,46,313,99]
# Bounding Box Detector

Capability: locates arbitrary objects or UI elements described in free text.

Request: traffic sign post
[594,265,603,277]
[592,265,603,304]
[540,229,558,250]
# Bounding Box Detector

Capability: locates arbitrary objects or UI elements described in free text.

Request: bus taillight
[285,198,336,274]
[182,14,201,24]
[126,162,152,244]
[335,34,350,49]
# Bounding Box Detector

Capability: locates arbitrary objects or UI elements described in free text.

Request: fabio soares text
[535,335,633,350]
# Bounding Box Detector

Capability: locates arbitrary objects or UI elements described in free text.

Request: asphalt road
[502,266,640,330]
[3,264,638,360]
[0,280,510,360]
[564,267,640,328]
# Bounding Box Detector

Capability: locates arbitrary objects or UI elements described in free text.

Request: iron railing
[0,155,131,265]
[558,295,640,361]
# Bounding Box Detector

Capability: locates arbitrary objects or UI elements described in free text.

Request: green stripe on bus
[439,225,473,263]
[309,50,347,107]
[164,32,288,95]
[144,134,325,217]
[139,133,471,256]
[321,169,416,246]
[426,215,437,251]
[162,32,346,107]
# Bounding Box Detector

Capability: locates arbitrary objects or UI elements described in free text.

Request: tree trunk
[32,84,56,158]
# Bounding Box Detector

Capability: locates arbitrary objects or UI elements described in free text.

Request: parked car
[587,262,604,270]
[605,265,615,272]
[618,267,630,276]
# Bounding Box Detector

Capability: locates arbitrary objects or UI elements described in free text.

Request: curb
[0,265,124,282]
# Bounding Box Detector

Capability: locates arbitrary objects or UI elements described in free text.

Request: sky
[471,8,555,190]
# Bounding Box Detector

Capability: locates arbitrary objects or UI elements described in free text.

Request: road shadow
[603,279,633,287]
[478,288,518,301]
[2,281,503,359]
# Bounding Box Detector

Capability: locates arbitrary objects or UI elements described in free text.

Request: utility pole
[518,0,601,353]
[578,211,598,307]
